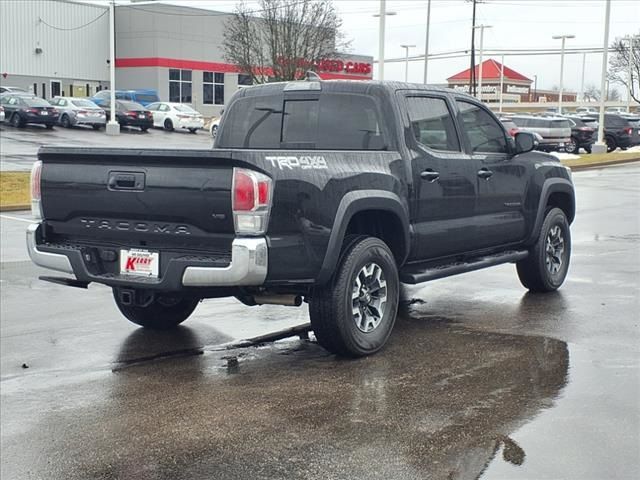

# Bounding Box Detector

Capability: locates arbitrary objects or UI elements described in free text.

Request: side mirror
[514,131,537,154]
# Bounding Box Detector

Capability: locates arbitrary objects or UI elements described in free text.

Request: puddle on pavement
[2,313,570,480]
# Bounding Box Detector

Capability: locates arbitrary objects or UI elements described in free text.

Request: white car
[209,116,221,139]
[146,102,204,133]
[0,105,5,123]
[606,106,630,114]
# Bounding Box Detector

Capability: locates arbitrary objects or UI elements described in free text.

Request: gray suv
[50,96,106,130]
[511,116,572,152]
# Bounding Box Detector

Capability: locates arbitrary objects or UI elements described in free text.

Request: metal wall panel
[0,0,109,82]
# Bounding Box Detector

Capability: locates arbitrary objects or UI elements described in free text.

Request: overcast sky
[115,0,639,94]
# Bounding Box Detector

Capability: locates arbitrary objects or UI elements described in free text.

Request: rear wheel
[565,137,578,154]
[516,207,571,292]
[112,289,200,329]
[92,124,102,130]
[309,236,399,357]
[188,128,197,134]
[164,118,174,131]
[61,114,71,128]
[606,136,617,153]
[11,113,23,128]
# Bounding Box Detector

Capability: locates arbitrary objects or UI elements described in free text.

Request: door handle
[421,169,440,182]
[477,168,493,179]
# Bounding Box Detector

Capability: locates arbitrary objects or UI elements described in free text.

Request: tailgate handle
[108,172,145,191]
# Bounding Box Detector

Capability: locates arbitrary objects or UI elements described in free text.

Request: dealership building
[0,0,373,117]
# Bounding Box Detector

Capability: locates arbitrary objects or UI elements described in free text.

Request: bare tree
[608,33,640,103]
[223,0,349,84]
[583,84,600,102]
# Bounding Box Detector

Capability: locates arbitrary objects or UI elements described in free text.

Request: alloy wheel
[352,262,388,333]
[545,225,565,275]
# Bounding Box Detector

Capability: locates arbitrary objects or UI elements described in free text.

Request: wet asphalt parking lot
[1,123,639,479]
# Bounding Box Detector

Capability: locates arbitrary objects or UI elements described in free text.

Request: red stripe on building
[115,57,372,80]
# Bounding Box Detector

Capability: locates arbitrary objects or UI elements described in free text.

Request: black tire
[565,137,579,154]
[92,124,102,130]
[585,146,592,154]
[140,126,149,132]
[164,118,174,131]
[45,124,54,130]
[309,236,399,357]
[516,208,571,293]
[61,114,71,128]
[211,124,218,139]
[605,136,616,153]
[11,113,23,128]
[112,289,200,329]
[188,128,197,134]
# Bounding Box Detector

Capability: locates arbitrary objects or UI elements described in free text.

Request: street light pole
[499,54,505,113]
[628,35,634,113]
[593,0,611,154]
[106,0,119,136]
[552,34,575,115]
[474,24,492,101]
[580,52,586,102]
[423,0,431,84]
[401,45,416,82]
[374,0,396,81]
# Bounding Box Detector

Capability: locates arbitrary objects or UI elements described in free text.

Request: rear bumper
[27,223,267,289]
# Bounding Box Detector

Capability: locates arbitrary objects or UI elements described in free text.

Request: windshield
[72,99,97,108]
[174,104,197,113]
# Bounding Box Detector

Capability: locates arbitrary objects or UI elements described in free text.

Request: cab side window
[456,100,509,154]
[406,96,460,152]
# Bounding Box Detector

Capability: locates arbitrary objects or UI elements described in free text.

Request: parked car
[0,86,28,94]
[0,106,4,123]
[606,107,630,114]
[50,96,106,130]
[0,94,58,128]
[499,117,520,137]
[91,89,160,107]
[575,106,599,115]
[104,100,153,131]
[209,115,222,138]
[580,114,634,152]
[28,79,575,358]
[564,116,596,154]
[145,102,204,133]
[511,115,571,152]
[621,114,640,146]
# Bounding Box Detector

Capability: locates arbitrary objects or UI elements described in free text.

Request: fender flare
[315,190,410,285]
[526,178,575,245]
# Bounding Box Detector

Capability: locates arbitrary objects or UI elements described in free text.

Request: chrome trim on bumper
[182,237,268,287]
[26,223,74,274]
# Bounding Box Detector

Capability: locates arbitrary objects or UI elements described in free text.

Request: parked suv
[621,115,640,146]
[581,114,634,152]
[91,89,160,107]
[564,116,596,154]
[28,79,575,357]
[50,96,106,130]
[511,116,571,152]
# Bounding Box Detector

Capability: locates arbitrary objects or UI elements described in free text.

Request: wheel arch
[527,178,575,245]
[315,190,410,285]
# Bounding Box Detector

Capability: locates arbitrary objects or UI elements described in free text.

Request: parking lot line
[0,214,34,223]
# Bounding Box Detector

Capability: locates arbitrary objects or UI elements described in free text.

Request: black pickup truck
[28,79,575,357]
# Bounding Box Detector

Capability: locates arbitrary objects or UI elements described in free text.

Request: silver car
[511,116,572,152]
[50,96,106,130]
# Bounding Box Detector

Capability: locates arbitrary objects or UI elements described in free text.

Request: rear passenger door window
[406,96,460,152]
[456,100,509,155]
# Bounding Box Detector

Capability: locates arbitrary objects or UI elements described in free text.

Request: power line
[38,9,108,31]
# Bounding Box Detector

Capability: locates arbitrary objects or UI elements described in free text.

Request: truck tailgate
[39,147,239,253]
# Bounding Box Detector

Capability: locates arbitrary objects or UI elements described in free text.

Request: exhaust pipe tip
[253,294,302,307]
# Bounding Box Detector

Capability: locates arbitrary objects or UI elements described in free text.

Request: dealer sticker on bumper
[120,249,159,277]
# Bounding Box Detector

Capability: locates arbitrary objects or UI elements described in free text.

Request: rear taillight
[624,127,632,135]
[232,168,272,235]
[126,111,138,117]
[26,108,39,114]
[30,160,43,220]
[509,127,519,137]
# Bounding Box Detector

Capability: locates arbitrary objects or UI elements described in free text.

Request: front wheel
[309,236,399,357]
[140,126,149,132]
[11,113,23,128]
[188,128,197,134]
[112,289,200,329]
[565,137,579,154]
[516,208,571,292]
[606,136,616,153]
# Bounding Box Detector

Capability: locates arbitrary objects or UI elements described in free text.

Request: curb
[0,204,31,212]
[563,157,640,171]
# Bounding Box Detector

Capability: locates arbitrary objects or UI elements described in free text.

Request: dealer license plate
[120,249,159,277]
[41,111,48,115]
[138,114,145,119]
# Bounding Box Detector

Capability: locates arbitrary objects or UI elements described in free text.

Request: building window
[238,74,253,87]
[203,72,224,105]
[169,69,192,103]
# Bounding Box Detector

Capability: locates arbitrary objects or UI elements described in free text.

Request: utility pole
[499,54,505,113]
[401,45,416,82]
[469,0,477,96]
[474,24,492,101]
[552,34,575,115]
[580,52,586,102]
[106,0,119,136]
[593,0,611,154]
[423,0,431,84]
[374,0,396,81]
[628,35,634,112]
